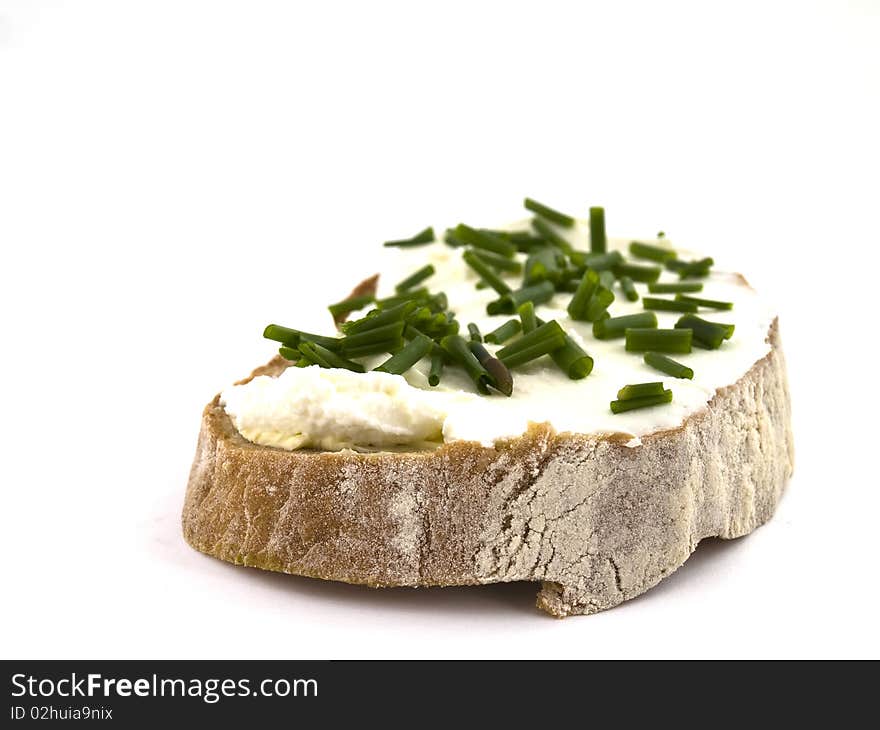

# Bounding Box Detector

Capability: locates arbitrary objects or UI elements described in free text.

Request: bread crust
[182,320,793,616]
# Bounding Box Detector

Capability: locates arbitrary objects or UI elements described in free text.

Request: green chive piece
[524,198,575,228]
[569,250,623,271]
[395,264,435,292]
[484,319,522,345]
[625,328,692,353]
[463,250,511,295]
[599,270,616,289]
[443,228,467,247]
[342,339,405,359]
[467,322,482,343]
[675,294,733,311]
[374,333,433,375]
[620,276,639,302]
[538,320,593,378]
[613,262,662,283]
[518,301,537,333]
[675,314,734,349]
[667,257,714,278]
[610,390,673,414]
[648,281,704,294]
[487,280,555,315]
[617,381,665,400]
[428,351,445,386]
[469,341,513,396]
[531,217,574,253]
[589,207,607,253]
[567,269,598,320]
[454,224,517,257]
[629,241,676,263]
[644,352,694,379]
[383,226,435,248]
[374,287,429,309]
[279,346,300,361]
[263,324,341,351]
[340,321,405,348]
[584,286,615,321]
[523,246,565,285]
[342,301,417,334]
[298,342,366,373]
[593,312,658,340]
[496,320,567,369]
[567,270,615,321]
[473,250,523,274]
[441,334,492,394]
[328,293,375,319]
[642,296,699,313]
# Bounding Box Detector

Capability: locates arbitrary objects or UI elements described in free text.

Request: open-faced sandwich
[183,200,793,617]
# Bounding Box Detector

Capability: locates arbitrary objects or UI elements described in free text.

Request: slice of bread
[182,320,793,617]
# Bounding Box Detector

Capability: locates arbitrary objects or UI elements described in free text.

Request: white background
[1,0,878,659]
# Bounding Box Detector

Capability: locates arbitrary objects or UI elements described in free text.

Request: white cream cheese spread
[221,224,776,451]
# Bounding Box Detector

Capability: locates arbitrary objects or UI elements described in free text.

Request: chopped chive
[599,270,616,289]
[666,257,714,278]
[569,250,623,271]
[263,324,341,351]
[342,338,405,359]
[298,342,366,373]
[629,241,676,263]
[524,198,576,228]
[620,276,639,302]
[374,333,433,375]
[675,294,733,311]
[473,250,523,274]
[484,319,522,345]
[467,322,482,343]
[589,207,606,253]
[593,312,658,340]
[625,328,692,353]
[463,250,511,295]
[496,320,566,369]
[340,321,405,347]
[648,281,704,294]
[675,314,734,349]
[383,226,435,248]
[374,287,429,309]
[642,296,699,313]
[617,381,665,400]
[328,293,375,319]
[425,292,448,313]
[567,269,598,320]
[395,264,435,292]
[443,228,467,247]
[279,346,300,361]
[441,334,493,394]
[342,301,417,334]
[469,341,513,396]
[523,246,565,285]
[584,286,615,321]
[531,217,574,253]
[518,301,537,333]
[613,262,662,283]
[487,280,555,315]
[610,390,673,414]
[567,270,615,321]
[428,351,445,386]
[454,224,517,257]
[644,352,694,379]
[538,320,593,378]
